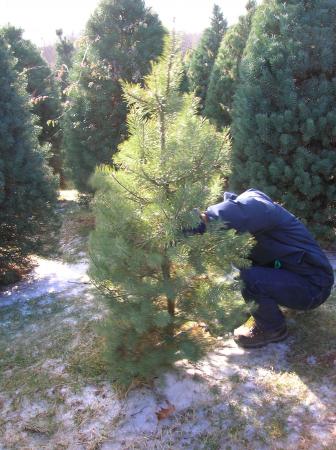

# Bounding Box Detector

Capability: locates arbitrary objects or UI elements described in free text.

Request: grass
[58,203,95,263]
[0,196,109,449]
[286,291,336,380]
[0,197,102,404]
[0,290,108,447]
[0,288,106,399]
[67,324,108,381]
[23,408,58,436]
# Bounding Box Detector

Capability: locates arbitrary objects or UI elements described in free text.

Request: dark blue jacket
[206,189,334,289]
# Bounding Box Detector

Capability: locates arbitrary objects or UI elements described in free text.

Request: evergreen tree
[0,26,63,184]
[90,37,252,385]
[231,0,336,241]
[54,29,75,187]
[188,4,227,113]
[0,38,57,283]
[55,29,75,102]
[205,1,257,129]
[179,57,190,94]
[64,0,165,192]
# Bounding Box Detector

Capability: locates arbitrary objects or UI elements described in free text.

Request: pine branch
[109,172,149,205]
[91,279,128,300]
[123,89,152,109]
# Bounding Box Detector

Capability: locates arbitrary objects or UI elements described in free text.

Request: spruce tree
[231,0,336,240]
[64,0,165,192]
[0,38,57,283]
[0,26,63,184]
[89,37,251,385]
[205,1,257,129]
[188,4,227,113]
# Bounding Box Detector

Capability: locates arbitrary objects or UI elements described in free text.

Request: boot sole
[234,329,289,349]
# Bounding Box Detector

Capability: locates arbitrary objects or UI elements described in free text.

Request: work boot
[233,317,288,348]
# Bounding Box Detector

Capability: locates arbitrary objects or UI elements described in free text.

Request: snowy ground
[1,196,336,450]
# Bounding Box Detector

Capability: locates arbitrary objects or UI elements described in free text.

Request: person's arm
[206,199,247,232]
[206,189,282,234]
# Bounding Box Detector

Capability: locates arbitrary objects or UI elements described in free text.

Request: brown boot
[234,317,288,348]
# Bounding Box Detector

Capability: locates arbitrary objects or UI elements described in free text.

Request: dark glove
[182,210,208,236]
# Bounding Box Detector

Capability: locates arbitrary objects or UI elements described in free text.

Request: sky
[0,0,252,46]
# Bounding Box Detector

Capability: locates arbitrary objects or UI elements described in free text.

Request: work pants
[240,267,332,331]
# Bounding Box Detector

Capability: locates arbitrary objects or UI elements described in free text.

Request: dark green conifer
[0,38,57,283]
[205,1,256,129]
[0,26,63,183]
[188,4,227,113]
[90,37,251,385]
[64,0,165,192]
[231,0,336,240]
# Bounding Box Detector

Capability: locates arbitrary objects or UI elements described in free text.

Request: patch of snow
[41,359,66,376]
[0,257,89,308]
[65,385,121,420]
[59,190,79,202]
[161,372,212,411]
[56,409,74,430]
[119,389,158,434]
[18,399,50,422]
[62,318,78,326]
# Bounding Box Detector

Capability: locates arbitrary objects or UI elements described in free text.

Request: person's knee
[240,268,261,289]
[240,268,253,283]
[240,268,261,300]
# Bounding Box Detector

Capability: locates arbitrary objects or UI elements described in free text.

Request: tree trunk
[162,254,175,316]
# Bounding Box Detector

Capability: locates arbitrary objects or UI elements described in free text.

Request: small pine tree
[188,4,227,113]
[205,1,257,129]
[0,38,57,283]
[0,26,63,184]
[89,37,252,385]
[64,0,165,192]
[231,0,336,241]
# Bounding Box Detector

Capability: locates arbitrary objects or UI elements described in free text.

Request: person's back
[206,189,334,287]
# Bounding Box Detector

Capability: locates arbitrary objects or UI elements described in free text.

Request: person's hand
[200,212,208,224]
[182,209,207,236]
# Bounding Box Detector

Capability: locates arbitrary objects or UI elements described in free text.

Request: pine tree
[55,29,75,102]
[89,37,252,385]
[205,1,257,129]
[0,38,57,283]
[179,57,190,94]
[54,29,75,187]
[188,4,227,113]
[231,0,336,241]
[64,0,165,192]
[0,26,63,184]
